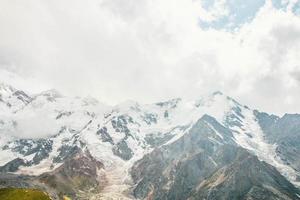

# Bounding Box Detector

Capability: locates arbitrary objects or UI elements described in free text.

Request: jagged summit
[212,90,223,96]
[37,89,63,99]
[0,82,16,93]
[0,83,300,199]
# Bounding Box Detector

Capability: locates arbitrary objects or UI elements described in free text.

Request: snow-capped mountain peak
[0,83,300,199]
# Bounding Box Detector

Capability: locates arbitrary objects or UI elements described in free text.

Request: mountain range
[0,82,300,200]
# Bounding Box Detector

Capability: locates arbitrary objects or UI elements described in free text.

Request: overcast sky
[0,0,300,115]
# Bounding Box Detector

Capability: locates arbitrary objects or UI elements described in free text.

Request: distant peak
[115,100,140,111]
[0,82,16,93]
[82,96,99,106]
[155,98,181,108]
[38,89,63,99]
[212,91,223,96]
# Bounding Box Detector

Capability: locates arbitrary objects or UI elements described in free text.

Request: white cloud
[13,111,60,139]
[0,0,300,115]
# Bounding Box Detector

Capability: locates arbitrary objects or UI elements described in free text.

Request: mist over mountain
[0,82,300,199]
[1,0,300,115]
[1,0,300,199]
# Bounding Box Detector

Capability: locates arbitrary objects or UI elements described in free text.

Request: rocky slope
[0,82,300,199]
[131,116,300,200]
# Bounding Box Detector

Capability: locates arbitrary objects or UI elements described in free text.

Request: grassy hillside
[0,188,51,200]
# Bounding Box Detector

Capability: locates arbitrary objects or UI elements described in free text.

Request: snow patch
[232,108,300,187]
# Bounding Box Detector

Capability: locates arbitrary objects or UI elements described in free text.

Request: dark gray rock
[111,115,132,135]
[0,158,26,172]
[112,140,133,160]
[3,139,53,157]
[155,98,181,109]
[0,173,32,188]
[142,113,157,125]
[2,139,53,166]
[13,90,32,104]
[97,127,114,144]
[144,132,174,148]
[55,111,73,120]
[53,145,80,163]
[255,111,300,175]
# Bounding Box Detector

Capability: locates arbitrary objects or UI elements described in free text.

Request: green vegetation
[63,196,72,200]
[0,188,51,200]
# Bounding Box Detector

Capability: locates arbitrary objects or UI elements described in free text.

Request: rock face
[0,149,105,200]
[0,83,32,111]
[131,116,300,200]
[112,140,134,160]
[3,139,53,166]
[38,149,104,199]
[0,173,33,188]
[1,83,300,199]
[255,111,300,180]
[191,151,299,200]
[0,158,26,172]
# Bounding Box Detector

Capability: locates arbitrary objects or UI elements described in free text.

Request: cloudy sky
[0,0,300,115]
